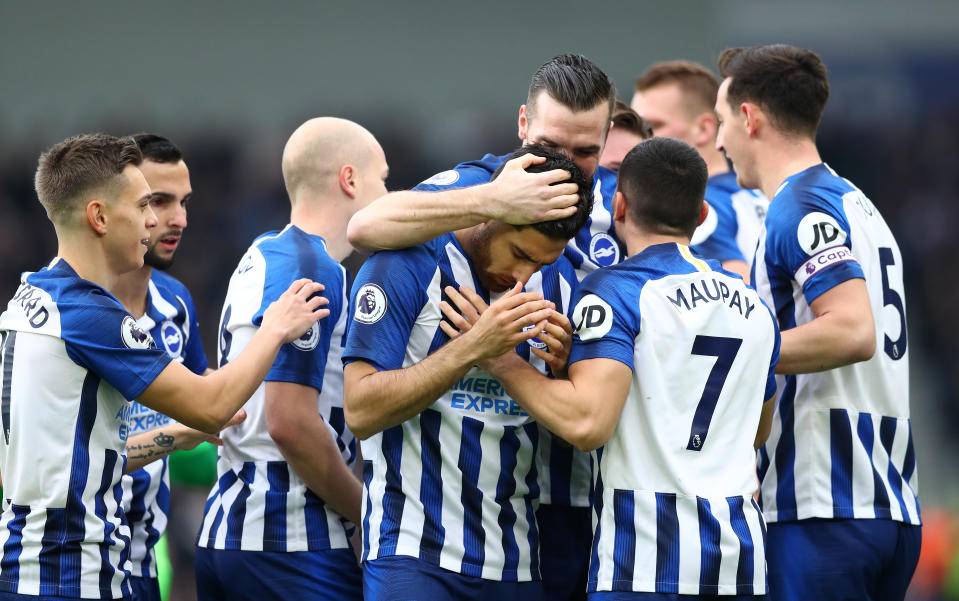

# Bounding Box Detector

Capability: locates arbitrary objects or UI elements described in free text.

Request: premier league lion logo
[354,284,387,324]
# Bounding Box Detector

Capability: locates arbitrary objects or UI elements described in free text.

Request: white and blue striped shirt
[570,243,779,595]
[343,232,578,581]
[0,259,172,599]
[752,163,920,525]
[123,270,208,579]
[197,225,356,552]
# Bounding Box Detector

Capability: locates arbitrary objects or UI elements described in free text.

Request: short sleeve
[763,302,781,401]
[411,159,499,192]
[764,193,864,304]
[62,300,172,400]
[568,270,639,369]
[343,248,430,372]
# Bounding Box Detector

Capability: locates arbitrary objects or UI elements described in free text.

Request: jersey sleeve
[179,288,210,375]
[343,248,430,372]
[568,270,639,369]
[691,199,747,263]
[762,301,781,401]
[62,298,173,400]
[411,162,497,192]
[764,192,864,304]
[257,255,343,391]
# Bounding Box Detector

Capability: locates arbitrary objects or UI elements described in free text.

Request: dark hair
[617,137,707,238]
[34,133,142,223]
[491,143,594,240]
[718,45,829,138]
[527,54,616,119]
[132,133,183,163]
[611,99,653,140]
[635,60,719,117]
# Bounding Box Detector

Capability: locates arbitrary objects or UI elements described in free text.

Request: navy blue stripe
[327,406,348,455]
[125,471,150,530]
[901,421,917,484]
[548,436,573,506]
[303,489,331,551]
[95,450,121,599]
[879,417,910,520]
[773,375,797,520]
[830,408,855,517]
[756,447,769,512]
[587,447,604,593]
[379,426,405,556]
[727,496,755,595]
[362,460,373,562]
[611,490,636,591]
[418,409,445,564]
[697,497,722,594]
[495,426,521,579]
[201,468,238,547]
[654,492,679,594]
[856,414,891,519]
[523,423,541,580]
[112,466,131,599]
[1,330,16,444]
[263,462,289,552]
[459,417,485,577]
[224,463,255,548]
[38,508,66,595]
[0,504,30,592]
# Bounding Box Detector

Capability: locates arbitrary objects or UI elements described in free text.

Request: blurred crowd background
[2,1,957,599]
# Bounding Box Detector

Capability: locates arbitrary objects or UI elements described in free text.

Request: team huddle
[0,44,920,601]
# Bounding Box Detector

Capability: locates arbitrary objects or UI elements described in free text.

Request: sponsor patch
[589,232,620,267]
[159,320,183,358]
[797,212,846,255]
[572,294,613,340]
[291,321,320,351]
[421,170,460,187]
[354,284,388,324]
[121,315,155,350]
[690,201,718,246]
[794,245,859,287]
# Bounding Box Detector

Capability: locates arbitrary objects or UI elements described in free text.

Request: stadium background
[1,1,957,599]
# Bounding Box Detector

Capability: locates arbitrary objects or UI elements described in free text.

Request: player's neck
[700,145,730,178]
[759,137,821,200]
[56,238,123,295]
[622,225,688,258]
[112,266,152,318]
[290,203,353,262]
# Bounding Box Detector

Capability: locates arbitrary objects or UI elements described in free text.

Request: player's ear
[695,112,718,147]
[86,199,109,235]
[517,105,529,142]
[339,164,357,199]
[698,201,709,226]
[742,102,760,138]
[612,191,627,223]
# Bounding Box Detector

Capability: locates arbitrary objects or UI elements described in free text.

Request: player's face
[599,126,644,172]
[105,165,157,274]
[140,159,191,270]
[630,83,696,143]
[356,142,389,210]
[519,91,608,178]
[715,78,757,189]
[471,221,568,293]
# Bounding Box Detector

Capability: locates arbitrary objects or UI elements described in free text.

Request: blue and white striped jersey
[343,232,578,581]
[416,154,617,507]
[197,225,357,552]
[0,259,172,599]
[124,270,209,579]
[752,163,920,525]
[570,243,779,595]
[691,171,768,268]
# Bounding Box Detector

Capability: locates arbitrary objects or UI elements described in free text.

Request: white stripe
[714,500,739,594]
[744,501,767,594]
[675,494,702,594]
[437,410,467,571]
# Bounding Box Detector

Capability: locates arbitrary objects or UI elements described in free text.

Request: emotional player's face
[599,126,645,172]
[105,165,157,274]
[715,78,757,189]
[630,83,695,143]
[140,159,191,270]
[519,91,609,178]
[470,221,569,293]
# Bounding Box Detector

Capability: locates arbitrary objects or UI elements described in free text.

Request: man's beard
[143,245,175,270]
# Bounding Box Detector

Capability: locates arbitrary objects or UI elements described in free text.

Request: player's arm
[265,382,362,524]
[346,154,579,252]
[755,396,776,450]
[344,285,554,439]
[138,279,328,434]
[776,278,875,374]
[124,412,245,473]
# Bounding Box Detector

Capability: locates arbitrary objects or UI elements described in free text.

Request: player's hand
[262,279,330,343]
[168,409,247,451]
[440,283,554,361]
[487,154,580,224]
[202,410,247,446]
[529,311,573,378]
